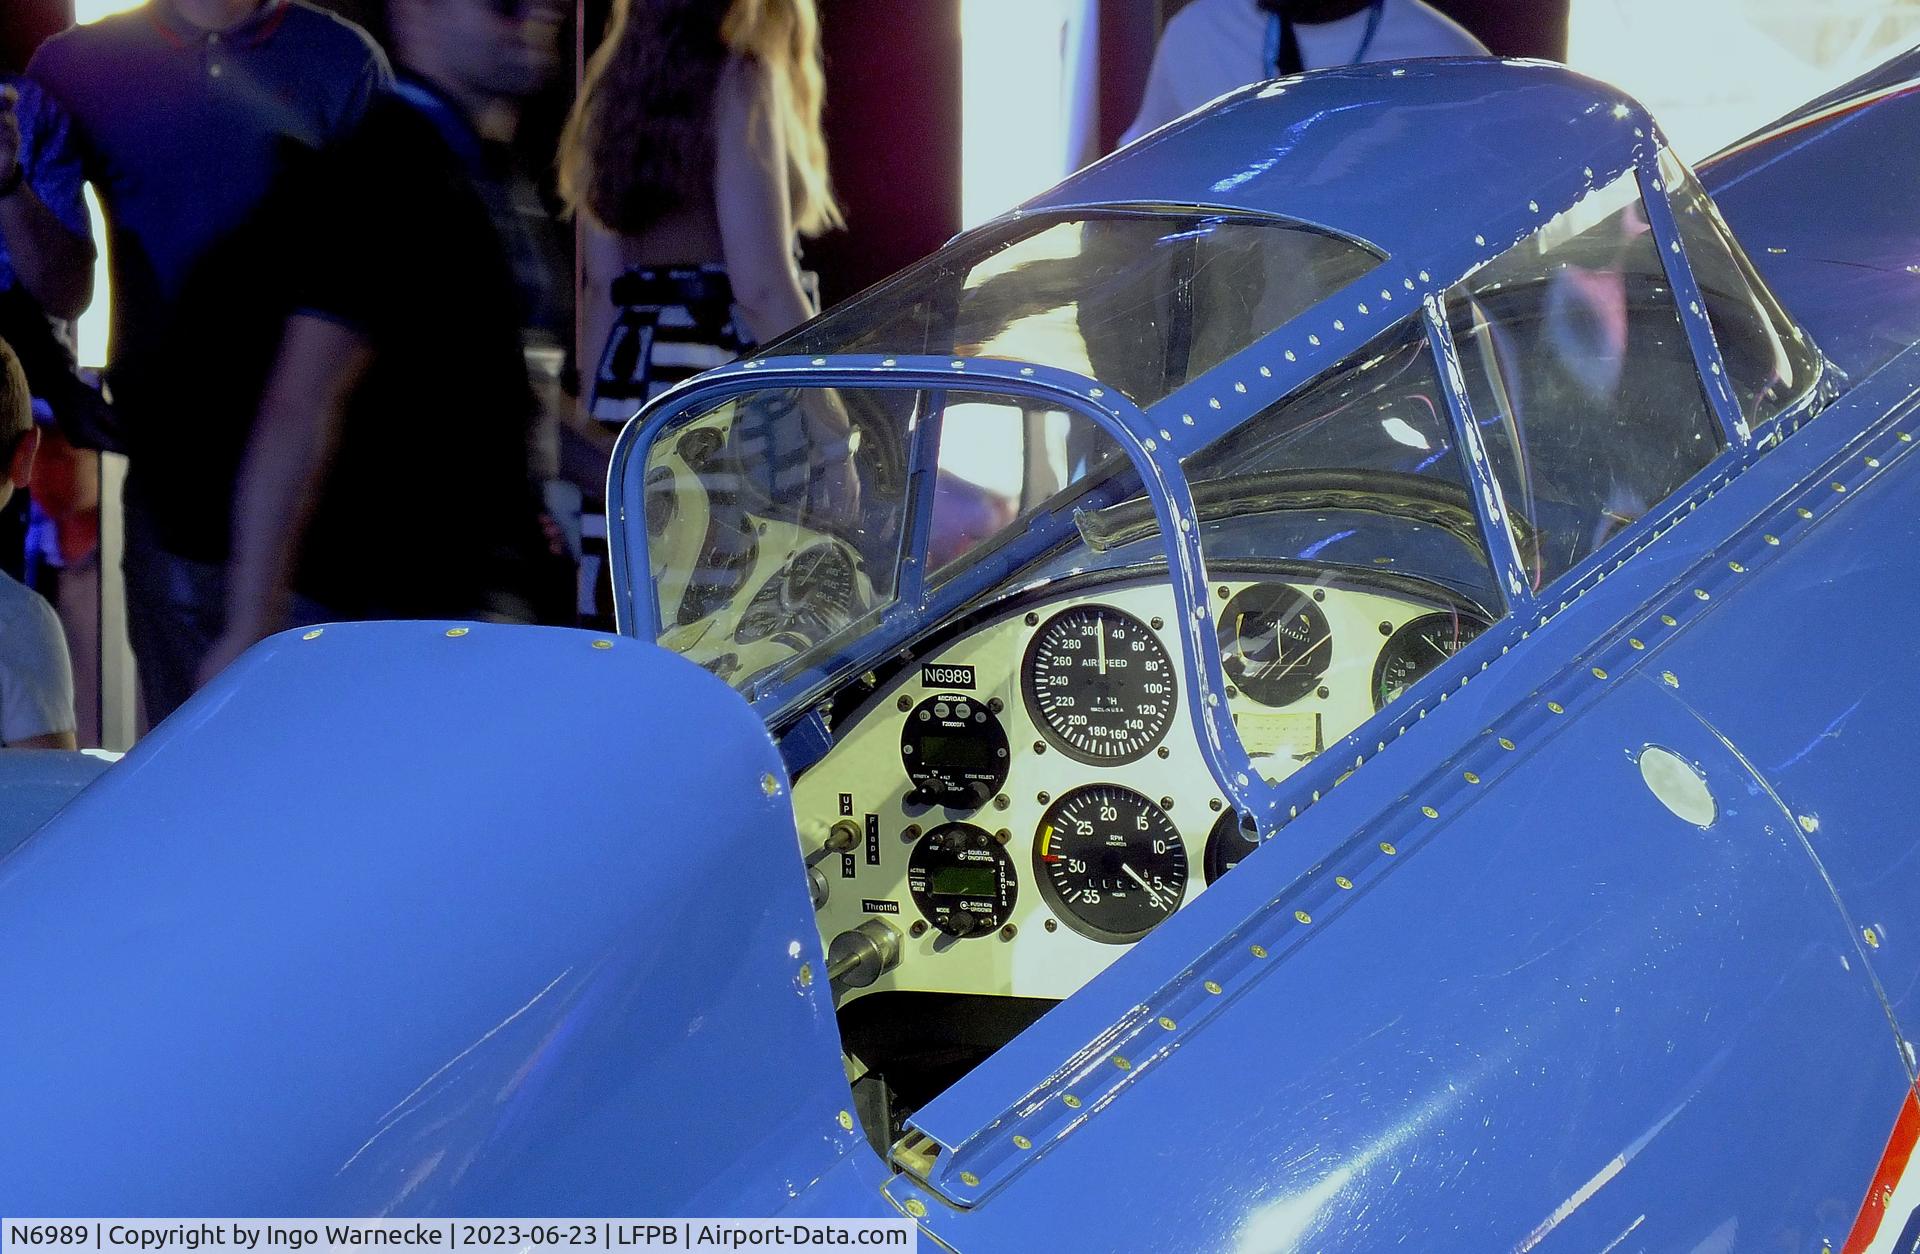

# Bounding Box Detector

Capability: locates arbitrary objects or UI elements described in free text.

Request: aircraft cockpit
[607,141,1825,1154]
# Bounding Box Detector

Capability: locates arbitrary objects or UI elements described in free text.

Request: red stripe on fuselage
[1843,1086,1920,1254]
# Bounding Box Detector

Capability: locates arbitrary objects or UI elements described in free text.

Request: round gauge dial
[735,543,857,644]
[1203,808,1262,883]
[1034,786,1188,943]
[907,823,1017,939]
[1021,606,1177,765]
[1220,584,1332,707]
[901,693,1009,809]
[1373,611,1490,709]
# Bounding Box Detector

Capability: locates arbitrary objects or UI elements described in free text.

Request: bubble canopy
[607,63,1824,823]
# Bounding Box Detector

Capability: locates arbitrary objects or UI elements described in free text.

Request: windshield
[634,380,1129,698]
[778,211,1382,409]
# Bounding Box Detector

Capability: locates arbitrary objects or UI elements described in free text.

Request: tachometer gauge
[1373,611,1490,709]
[907,823,1017,939]
[1022,606,1177,765]
[1220,584,1332,707]
[735,543,857,645]
[1035,786,1188,943]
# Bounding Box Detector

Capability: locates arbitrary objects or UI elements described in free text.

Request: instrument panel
[793,576,1486,1006]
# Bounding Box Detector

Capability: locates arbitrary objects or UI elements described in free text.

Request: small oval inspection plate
[1639,746,1716,827]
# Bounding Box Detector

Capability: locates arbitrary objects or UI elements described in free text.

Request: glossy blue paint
[1705,49,1920,382]
[896,342,1920,1249]
[8,56,1920,1241]
[0,750,111,859]
[0,623,884,1217]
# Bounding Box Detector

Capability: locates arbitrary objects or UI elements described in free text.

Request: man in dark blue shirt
[200,0,566,681]
[30,0,388,724]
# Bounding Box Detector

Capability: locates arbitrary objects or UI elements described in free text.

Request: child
[0,336,75,748]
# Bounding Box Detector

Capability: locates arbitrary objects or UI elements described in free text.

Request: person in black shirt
[202,0,567,684]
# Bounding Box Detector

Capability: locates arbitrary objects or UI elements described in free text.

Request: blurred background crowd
[0,0,1914,749]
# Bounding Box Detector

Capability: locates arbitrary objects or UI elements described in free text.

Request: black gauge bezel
[901,692,1009,809]
[1219,583,1333,707]
[1033,785,1189,944]
[1020,605,1178,766]
[907,822,1017,939]
[1203,807,1263,884]
[1372,611,1491,710]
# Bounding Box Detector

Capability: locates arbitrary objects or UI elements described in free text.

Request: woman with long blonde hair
[559,0,842,417]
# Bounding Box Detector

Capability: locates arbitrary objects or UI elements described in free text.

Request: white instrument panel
[793,574,1478,1007]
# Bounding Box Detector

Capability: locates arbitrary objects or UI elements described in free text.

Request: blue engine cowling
[0,623,883,1216]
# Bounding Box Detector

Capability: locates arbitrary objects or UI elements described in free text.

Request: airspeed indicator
[1021,605,1177,764]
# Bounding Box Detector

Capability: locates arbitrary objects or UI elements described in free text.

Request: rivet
[1592,666,1608,679]
[1114,1055,1133,1070]
[1012,1135,1031,1150]
[810,357,826,366]
[1308,335,1321,346]
[1474,235,1486,246]
[1630,638,1645,649]
[1160,429,1172,441]
[1294,909,1313,924]
[1336,875,1354,889]
[1145,439,1157,451]
[1089,387,1104,399]
[1182,413,1195,425]
[1421,805,1439,818]
[1902,433,1913,443]
[1694,589,1710,601]
[1209,397,1222,409]
[1865,927,1880,949]
[960,1171,980,1187]
[1798,507,1814,519]
[761,773,781,795]
[1728,561,1744,573]
[1867,456,1881,468]
[1285,350,1297,362]
[1419,270,1431,282]
[1528,200,1539,212]
[1250,943,1268,957]
[1379,841,1398,855]
[592,639,614,649]
[1498,737,1515,750]
[1764,535,1780,546]
[1661,671,1680,688]
[1661,614,1678,626]
[1405,278,1417,290]
[796,963,813,988]
[1333,320,1346,332]
[1233,381,1246,393]
[1259,366,1272,377]
[949,359,964,369]
[445,627,469,637]
[905,1200,927,1219]
[1063,1094,1082,1108]
[1831,482,1847,493]
[1159,1015,1177,1030]
[301,629,324,640]
[1019,366,1034,376]
[837,1110,854,1131]
[881,357,897,366]
[1798,815,1818,833]
[1463,771,1480,785]
[1547,701,1564,714]
[1204,980,1223,994]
